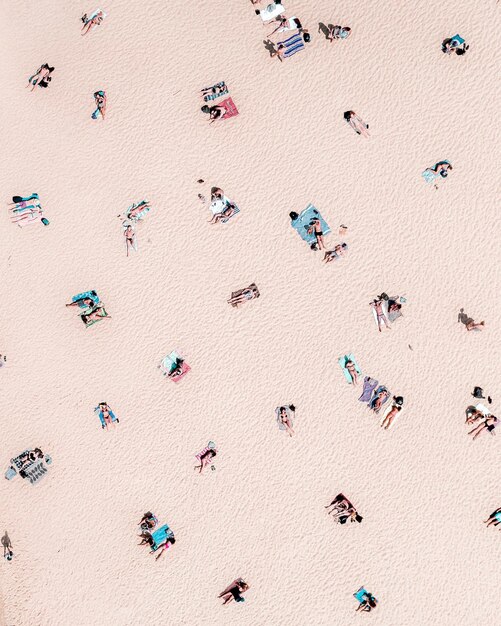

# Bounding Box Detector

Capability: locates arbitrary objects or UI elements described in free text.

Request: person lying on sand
[219,579,250,605]
[344,111,369,137]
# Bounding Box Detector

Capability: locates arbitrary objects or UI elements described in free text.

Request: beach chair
[338,354,362,384]
[159,351,191,382]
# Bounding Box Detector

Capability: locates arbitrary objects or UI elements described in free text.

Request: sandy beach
[1,1,500,624]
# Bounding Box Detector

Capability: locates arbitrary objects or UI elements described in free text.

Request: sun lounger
[279,33,305,58]
[338,354,361,384]
[150,524,174,551]
[160,351,191,382]
[258,2,285,22]
[291,204,331,245]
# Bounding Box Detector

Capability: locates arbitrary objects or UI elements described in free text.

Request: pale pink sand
[1,0,501,624]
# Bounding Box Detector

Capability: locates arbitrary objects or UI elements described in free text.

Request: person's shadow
[263,39,276,57]
[318,23,332,40]
[458,308,469,326]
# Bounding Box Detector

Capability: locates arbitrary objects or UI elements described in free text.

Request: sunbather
[91,90,107,119]
[228,285,259,306]
[484,508,501,528]
[195,447,217,473]
[371,299,390,332]
[327,25,351,42]
[380,397,403,429]
[468,415,498,440]
[201,104,227,123]
[356,591,378,612]
[27,64,54,91]
[277,406,295,436]
[81,305,110,325]
[344,111,369,137]
[307,218,325,250]
[139,512,158,531]
[154,536,176,560]
[219,579,249,605]
[345,358,359,385]
[81,9,106,36]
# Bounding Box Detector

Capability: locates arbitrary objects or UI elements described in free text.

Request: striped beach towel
[279,33,305,58]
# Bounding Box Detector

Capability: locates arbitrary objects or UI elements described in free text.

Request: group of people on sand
[8,193,49,227]
[65,291,110,327]
[325,493,363,525]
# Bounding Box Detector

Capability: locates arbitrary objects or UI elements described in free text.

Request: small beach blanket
[259,2,285,22]
[338,354,361,384]
[160,351,191,382]
[219,97,239,120]
[291,204,331,245]
[359,377,378,402]
[151,524,174,551]
[202,82,229,101]
[279,33,305,58]
[369,385,390,412]
[275,406,294,430]
[72,290,100,308]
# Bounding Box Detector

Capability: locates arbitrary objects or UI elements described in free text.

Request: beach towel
[202,82,228,101]
[278,33,305,58]
[259,2,285,22]
[81,306,108,327]
[220,97,239,120]
[95,407,118,427]
[354,587,368,603]
[160,351,191,382]
[379,402,403,429]
[369,386,390,412]
[291,204,331,245]
[275,406,294,430]
[358,377,378,402]
[151,524,173,551]
[72,291,100,308]
[338,354,361,384]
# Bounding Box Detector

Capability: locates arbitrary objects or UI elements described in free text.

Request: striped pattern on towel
[279,33,305,58]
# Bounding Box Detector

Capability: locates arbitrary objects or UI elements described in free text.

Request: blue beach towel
[338,353,362,384]
[291,204,331,244]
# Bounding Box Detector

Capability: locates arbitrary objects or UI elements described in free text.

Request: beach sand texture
[1,0,501,624]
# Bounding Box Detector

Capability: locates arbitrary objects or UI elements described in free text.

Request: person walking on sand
[344,111,369,137]
[307,218,325,250]
[371,298,390,332]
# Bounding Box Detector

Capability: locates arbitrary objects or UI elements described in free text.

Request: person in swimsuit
[194,448,217,473]
[344,111,369,137]
[92,90,107,119]
[123,221,136,255]
[227,286,259,307]
[344,359,359,385]
[219,579,249,605]
[468,415,498,440]
[307,218,325,250]
[327,25,351,42]
[380,400,402,429]
[81,10,106,36]
[81,305,110,325]
[483,508,501,528]
[371,299,390,332]
[27,64,54,91]
[154,536,176,560]
[278,406,295,437]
